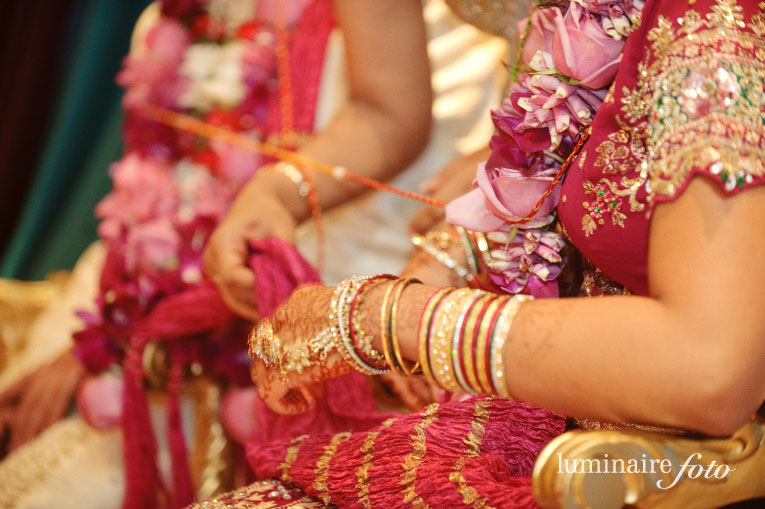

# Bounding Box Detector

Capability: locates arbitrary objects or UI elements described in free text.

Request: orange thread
[138,104,447,208]
[506,126,592,226]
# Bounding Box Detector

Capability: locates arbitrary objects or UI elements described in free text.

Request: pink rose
[96,153,179,239]
[241,39,276,88]
[446,154,561,232]
[520,6,563,66]
[211,139,262,181]
[118,18,191,109]
[77,373,124,431]
[124,218,181,274]
[551,4,626,89]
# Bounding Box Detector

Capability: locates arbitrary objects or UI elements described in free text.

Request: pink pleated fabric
[246,397,565,508]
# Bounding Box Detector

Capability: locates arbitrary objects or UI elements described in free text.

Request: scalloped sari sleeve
[630,0,765,205]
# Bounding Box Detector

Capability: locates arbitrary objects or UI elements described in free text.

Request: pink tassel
[166,351,195,508]
[248,237,321,318]
[122,340,163,509]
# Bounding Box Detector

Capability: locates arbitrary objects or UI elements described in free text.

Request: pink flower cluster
[75,1,311,373]
[483,229,567,298]
[446,0,643,297]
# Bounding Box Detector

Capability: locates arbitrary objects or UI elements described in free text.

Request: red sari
[198,1,765,507]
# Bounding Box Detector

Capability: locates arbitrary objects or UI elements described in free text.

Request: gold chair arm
[532,416,765,508]
[130,2,161,58]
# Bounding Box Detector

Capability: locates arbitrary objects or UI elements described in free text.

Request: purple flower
[481,229,566,298]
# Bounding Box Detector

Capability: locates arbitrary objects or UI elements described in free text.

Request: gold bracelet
[350,276,395,367]
[390,278,422,376]
[490,295,533,399]
[331,275,390,375]
[248,319,340,382]
[417,288,453,386]
[428,288,476,393]
[474,295,511,394]
[450,292,491,394]
[273,161,310,197]
[381,278,421,376]
[411,234,474,282]
[459,293,497,394]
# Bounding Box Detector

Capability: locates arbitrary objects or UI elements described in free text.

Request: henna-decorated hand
[249,285,353,415]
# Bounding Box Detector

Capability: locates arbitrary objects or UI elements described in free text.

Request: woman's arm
[258,0,432,218]
[205,0,431,319]
[355,178,765,435]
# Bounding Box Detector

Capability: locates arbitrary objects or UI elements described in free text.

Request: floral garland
[74,0,310,374]
[447,0,644,297]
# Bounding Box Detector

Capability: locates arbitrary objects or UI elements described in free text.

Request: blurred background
[0,0,150,280]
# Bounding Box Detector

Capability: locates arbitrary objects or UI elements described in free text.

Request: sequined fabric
[558,0,765,295]
[190,479,323,508]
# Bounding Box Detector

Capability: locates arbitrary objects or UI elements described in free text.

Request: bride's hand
[249,285,353,414]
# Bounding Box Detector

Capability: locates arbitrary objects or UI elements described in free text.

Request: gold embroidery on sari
[312,431,351,505]
[579,266,631,297]
[581,179,628,236]
[401,403,440,507]
[585,0,765,229]
[355,418,395,509]
[577,150,587,169]
[279,434,308,482]
[449,398,494,508]
[192,479,324,508]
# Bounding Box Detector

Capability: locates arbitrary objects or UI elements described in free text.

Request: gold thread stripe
[449,397,494,508]
[312,431,352,506]
[400,403,440,507]
[355,418,396,509]
[279,434,309,482]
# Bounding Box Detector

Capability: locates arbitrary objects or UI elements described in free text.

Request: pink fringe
[167,351,195,508]
[122,339,164,509]
[248,237,321,318]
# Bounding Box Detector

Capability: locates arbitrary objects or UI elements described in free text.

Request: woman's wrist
[236,165,312,222]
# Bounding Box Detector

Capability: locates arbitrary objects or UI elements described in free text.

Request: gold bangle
[380,278,418,376]
[411,234,474,282]
[460,293,497,394]
[273,161,310,197]
[450,292,490,394]
[390,277,422,376]
[380,279,401,375]
[474,295,511,394]
[350,276,395,367]
[429,288,475,393]
[490,295,533,399]
[417,288,453,386]
[332,275,389,374]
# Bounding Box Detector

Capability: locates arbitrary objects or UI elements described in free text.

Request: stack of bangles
[248,275,533,399]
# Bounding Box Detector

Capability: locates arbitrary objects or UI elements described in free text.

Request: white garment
[296,0,509,284]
